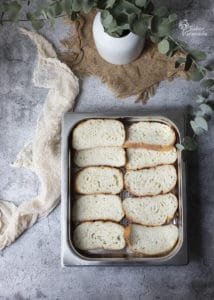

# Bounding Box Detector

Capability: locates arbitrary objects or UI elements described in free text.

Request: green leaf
[202,90,209,98]
[63,0,72,15]
[74,0,83,12]
[154,6,169,18]
[200,79,214,88]
[52,2,63,15]
[157,20,173,37]
[199,103,213,115]
[7,1,21,21]
[205,63,214,71]
[191,66,204,81]
[190,120,202,135]
[196,95,206,104]
[182,136,197,151]
[194,116,208,131]
[130,15,148,37]
[194,110,205,118]
[168,13,177,22]
[190,50,206,61]
[176,143,184,151]
[135,0,147,8]
[31,19,44,30]
[149,34,161,43]
[82,0,96,14]
[184,54,193,71]
[158,39,170,54]
[106,0,117,8]
[26,12,34,21]
[101,11,114,27]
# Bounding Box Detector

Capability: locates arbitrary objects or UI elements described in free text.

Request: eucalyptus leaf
[71,0,82,12]
[130,15,147,37]
[194,111,205,118]
[7,1,21,21]
[106,0,117,8]
[82,0,97,14]
[190,50,206,61]
[176,143,184,151]
[168,13,177,22]
[194,116,208,131]
[190,120,204,135]
[157,19,172,37]
[205,63,214,71]
[200,79,214,88]
[191,66,204,81]
[196,95,206,104]
[154,6,169,18]
[31,19,44,30]
[182,136,197,151]
[199,103,213,115]
[135,0,147,8]
[149,34,161,43]
[158,39,170,54]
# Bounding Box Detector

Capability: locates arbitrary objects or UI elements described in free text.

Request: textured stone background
[0,0,214,299]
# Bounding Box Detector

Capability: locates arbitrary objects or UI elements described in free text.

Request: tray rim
[61,111,188,267]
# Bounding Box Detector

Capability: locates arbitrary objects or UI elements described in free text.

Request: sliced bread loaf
[73,221,126,250]
[127,224,178,255]
[124,121,176,150]
[74,147,126,168]
[75,167,123,194]
[124,165,177,196]
[126,147,177,170]
[72,119,125,150]
[123,193,178,226]
[72,194,124,222]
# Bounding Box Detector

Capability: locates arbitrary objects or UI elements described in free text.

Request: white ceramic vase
[92,12,145,65]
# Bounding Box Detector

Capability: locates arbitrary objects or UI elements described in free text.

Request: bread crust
[124,142,175,151]
[74,166,124,195]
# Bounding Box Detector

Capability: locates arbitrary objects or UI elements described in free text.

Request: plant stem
[168,35,206,77]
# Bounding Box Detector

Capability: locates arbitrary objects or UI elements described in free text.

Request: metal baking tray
[61,110,188,266]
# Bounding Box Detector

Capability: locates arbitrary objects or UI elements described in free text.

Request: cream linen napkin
[0,29,79,250]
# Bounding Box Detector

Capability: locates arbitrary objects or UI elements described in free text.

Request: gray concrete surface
[0,0,214,299]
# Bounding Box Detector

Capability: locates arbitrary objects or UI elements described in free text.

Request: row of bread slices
[71,119,178,255]
[72,194,179,255]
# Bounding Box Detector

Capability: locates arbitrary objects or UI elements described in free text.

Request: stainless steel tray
[61,111,188,266]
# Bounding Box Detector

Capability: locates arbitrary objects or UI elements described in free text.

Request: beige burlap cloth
[59,11,186,103]
[0,29,79,250]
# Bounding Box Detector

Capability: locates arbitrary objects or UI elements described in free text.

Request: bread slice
[124,165,177,196]
[75,167,123,194]
[127,224,178,255]
[123,193,178,226]
[126,147,177,170]
[124,122,176,150]
[72,119,125,150]
[73,221,126,250]
[74,147,126,168]
[72,195,124,222]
